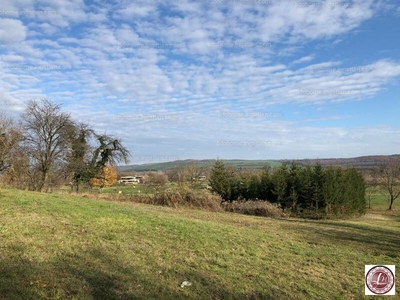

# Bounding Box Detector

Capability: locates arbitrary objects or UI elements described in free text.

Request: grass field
[100,184,158,196]
[365,185,392,210]
[0,187,399,299]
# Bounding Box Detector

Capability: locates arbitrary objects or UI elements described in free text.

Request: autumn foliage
[89,166,118,188]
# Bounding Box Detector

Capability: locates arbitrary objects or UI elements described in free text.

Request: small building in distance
[119,176,143,184]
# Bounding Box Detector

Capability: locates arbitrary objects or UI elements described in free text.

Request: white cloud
[0,54,24,62]
[114,2,158,19]
[0,0,398,160]
[115,24,139,44]
[35,23,58,35]
[292,55,315,64]
[268,0,375,41]
[0,18,27,44]
[0,0,34,11]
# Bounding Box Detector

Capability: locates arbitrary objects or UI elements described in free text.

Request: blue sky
[1,0,400,164]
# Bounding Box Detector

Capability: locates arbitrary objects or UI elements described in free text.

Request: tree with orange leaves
[89,165,118,189]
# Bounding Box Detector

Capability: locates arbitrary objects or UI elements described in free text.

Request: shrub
[221,200,285,218]
[119,186,223,212]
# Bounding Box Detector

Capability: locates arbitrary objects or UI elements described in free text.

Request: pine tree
[287,163,301,212]
[312,162,325,213]
[322,167,343,215]
[209,160,233,201]
[272,164,289,209]
[260,169,274,201]
[298,165,313,211]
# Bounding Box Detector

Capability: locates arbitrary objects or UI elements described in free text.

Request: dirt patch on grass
[362,213,393,221]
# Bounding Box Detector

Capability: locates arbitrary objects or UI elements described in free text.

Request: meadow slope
[0,187,399,299]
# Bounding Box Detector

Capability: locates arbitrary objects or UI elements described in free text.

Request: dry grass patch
[222,200,285,218]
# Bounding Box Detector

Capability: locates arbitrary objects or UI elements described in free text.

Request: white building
[119,176,142,184]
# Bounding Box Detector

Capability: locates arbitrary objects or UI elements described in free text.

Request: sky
[1,0,400,164]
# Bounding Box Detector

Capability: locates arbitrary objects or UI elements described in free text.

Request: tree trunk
[388,196,394,210]
[38,171,48,192]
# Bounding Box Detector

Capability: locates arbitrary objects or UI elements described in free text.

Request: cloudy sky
[1,0,400,164]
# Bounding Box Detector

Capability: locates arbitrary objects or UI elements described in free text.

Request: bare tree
[0,114,23,172]
[22,99,73,192]
[0,115,30,189]
[184,163,203,183]
[145,171,168,186]
[167,166,189,183]
[378,159,400,210]
[167,163,204,184]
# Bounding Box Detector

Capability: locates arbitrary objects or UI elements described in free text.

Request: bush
[151,188,222,211]
[116,186,223,212]
[221,200,285,218]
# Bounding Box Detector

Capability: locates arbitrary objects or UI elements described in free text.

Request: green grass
[99,183,210,196]
[59,183,209,197]
[0,187,399,299]
[366,185,393,210]
[101,184,157,196]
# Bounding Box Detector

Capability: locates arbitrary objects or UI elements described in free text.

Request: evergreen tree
[342,168,366,214]
[272,164,289,209]
[312,162,325,212]
[288,162,301,213]
[248,174,261,200]
[209,160,233,201]
[322,167,344,215]
[260,168,274,201]
[229,173,241,201]
[298,165,314,211]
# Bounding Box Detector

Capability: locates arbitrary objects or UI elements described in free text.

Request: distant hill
[288,154,400,169]
[118,155,400,173]
[118,159,281,172]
